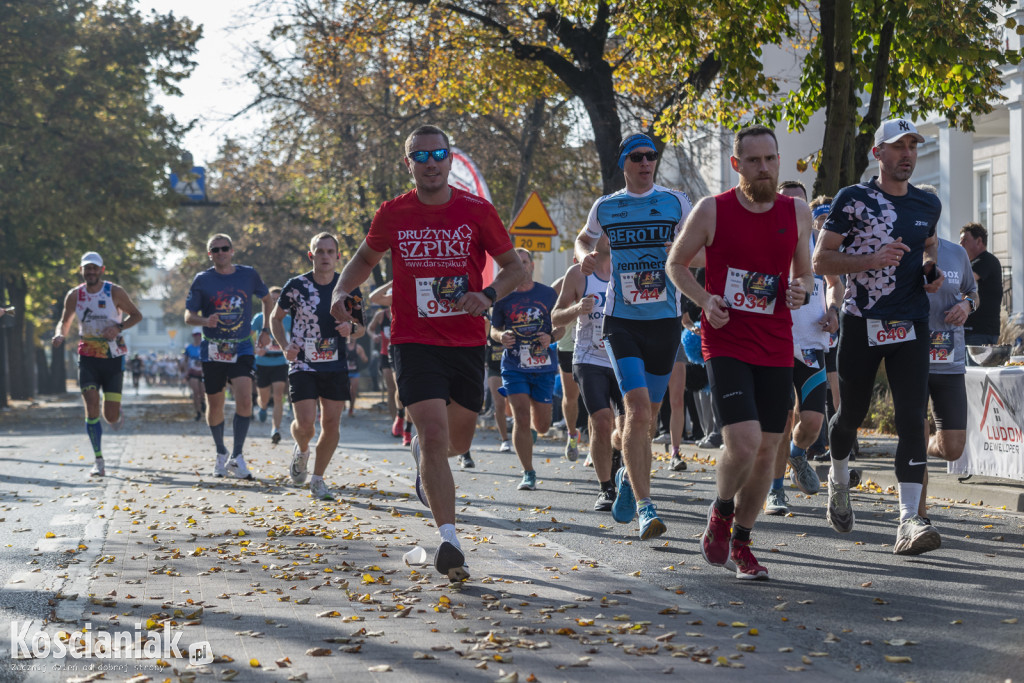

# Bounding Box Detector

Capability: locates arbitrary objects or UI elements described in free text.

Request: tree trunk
[852,20,896,183]
[3,273,31,400]
[510,99,547,223]
[0,275,8,409]
[813,0,853,198]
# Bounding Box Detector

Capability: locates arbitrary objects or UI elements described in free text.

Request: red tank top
[702,189,798,367]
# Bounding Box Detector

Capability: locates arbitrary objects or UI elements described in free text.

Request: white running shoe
[90,457,105,477]
[289,444,309,485]
[310,477,335,501]
[214,452,229,477]
[498,440,512,453]
[226,454,254,480]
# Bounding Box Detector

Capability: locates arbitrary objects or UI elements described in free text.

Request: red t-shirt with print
[365,187,513,347]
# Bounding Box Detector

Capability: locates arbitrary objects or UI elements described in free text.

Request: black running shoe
[434,541,469,582]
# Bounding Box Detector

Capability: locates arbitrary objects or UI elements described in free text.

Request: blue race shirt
[252,312,290,368]
[186,265,269,360]
[491,283,558,374]
[583,184,692,321]
[824,177,940,321]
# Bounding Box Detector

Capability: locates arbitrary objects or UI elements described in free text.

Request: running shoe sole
[271,432,281,445]
[410,435,428,507]
[639,513,667,541]
[894,522,942,556]
[670,457,687,472]
[611,467,635,524]
[434,541,470,583]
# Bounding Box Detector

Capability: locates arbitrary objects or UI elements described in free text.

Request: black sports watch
[482,286,497,304]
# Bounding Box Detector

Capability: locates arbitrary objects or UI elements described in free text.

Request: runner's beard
[738,175,777,204]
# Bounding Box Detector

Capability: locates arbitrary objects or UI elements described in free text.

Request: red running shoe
[402,429,413,447]
[701,502,733,567]
[730,538,769,580]
[391,416,404,438]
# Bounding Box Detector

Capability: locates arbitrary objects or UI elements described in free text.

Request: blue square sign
[170,167,206,201]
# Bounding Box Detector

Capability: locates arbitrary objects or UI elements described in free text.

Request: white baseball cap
[874,118,925,146]
[80,252,104,267]
[192,327,203,335]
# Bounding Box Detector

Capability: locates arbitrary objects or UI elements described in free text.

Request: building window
[155,317,166,333]
[974,167,992,230]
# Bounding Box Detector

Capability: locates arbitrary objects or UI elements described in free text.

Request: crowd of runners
[54,118,988,583]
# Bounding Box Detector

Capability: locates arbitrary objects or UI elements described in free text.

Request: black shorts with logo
[288,370,351,403]
[78,356,125,396]
[708,356,792,433]
[203,355,255,395]
[392,343,486,411]
[573,363,624,417]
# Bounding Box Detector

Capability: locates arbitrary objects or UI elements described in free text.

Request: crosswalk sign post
[508,192,558,252]
[170,167,206,202]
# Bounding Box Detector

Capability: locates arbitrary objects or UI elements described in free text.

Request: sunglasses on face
[628,151,659,163]
[407,149,450,164]
[209,245,231,254]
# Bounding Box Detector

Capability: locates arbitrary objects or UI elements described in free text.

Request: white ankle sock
[830,457,850,485]
[898,483,923,521]
[438,523,459,547]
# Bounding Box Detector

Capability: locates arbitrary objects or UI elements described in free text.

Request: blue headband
[812,204,831,219]
[618,134,656,169]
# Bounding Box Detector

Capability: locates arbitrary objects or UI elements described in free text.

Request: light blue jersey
[583,184,692,320]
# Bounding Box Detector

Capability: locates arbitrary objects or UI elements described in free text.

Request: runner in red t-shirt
[330,124,525,582]
[668,125,813,581]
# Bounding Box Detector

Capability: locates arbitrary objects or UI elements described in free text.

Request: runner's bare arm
[922,234,944,294]
[269,302,298,361]
[332,241,386,323]
[786,199,814,309]
[368,280,393,307]
[551,265,589,328]
[257,294,274,343]
[667,198,726,324]
[111,286,143,336]
[52,289,77,347]
[575,229,609,277]
[456,247,527,317]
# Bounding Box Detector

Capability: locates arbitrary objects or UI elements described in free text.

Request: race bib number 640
[867,319,917,347]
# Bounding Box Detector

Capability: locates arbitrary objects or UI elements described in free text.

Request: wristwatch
[964,296,977,313]
[482,286,497,304]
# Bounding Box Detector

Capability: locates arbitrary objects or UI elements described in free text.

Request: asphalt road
[0,391,1021,682]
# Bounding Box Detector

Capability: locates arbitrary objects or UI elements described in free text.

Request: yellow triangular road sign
[508,192,559,236]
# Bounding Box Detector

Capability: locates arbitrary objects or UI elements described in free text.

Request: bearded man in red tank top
[668,125,814,580]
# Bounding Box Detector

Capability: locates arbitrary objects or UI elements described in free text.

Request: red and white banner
[449,147,498,286]
[949,367,1024,481]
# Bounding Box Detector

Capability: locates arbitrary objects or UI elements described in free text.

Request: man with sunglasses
[185,233,274,480]
[574,133,693,541]
[330,124,526,582]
